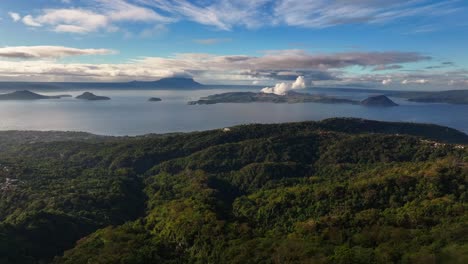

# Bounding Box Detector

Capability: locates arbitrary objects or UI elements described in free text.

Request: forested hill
[0,118,467,264]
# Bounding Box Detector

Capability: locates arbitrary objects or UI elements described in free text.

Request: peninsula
[0,90,64,100]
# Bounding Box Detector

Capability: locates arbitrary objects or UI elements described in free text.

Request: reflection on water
[0,89,466,136]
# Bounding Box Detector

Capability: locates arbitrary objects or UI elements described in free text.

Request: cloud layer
[10,0,172,34]
[0,46,115,59]
[0,46,446,86]
[8,0,462,33]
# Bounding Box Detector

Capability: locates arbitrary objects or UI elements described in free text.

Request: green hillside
[0,118,467,264]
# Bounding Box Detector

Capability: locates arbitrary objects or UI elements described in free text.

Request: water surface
[0,88,466,135]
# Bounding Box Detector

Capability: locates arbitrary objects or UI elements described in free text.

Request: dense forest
[0,118,467,264]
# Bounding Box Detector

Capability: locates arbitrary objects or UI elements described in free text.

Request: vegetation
[0,118,466,263]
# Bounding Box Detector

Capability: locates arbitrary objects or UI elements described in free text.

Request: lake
[0,88,467,135]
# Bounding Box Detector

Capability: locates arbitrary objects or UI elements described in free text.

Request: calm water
[0,88,467,136]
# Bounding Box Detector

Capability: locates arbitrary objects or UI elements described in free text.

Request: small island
[0,90,64,100]
[76,92,110,101]
[360,95,398,107]
[188,91,359,105]
[148,97,162,102]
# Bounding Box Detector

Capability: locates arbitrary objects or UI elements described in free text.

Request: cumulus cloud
[0,46,115,59]
[8,12,21,22]
[261,76,306,95]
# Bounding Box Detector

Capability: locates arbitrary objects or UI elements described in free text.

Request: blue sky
[0,0,467,90]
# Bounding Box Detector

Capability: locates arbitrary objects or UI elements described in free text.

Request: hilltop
[361,95,398,106]
[0,118,466,264]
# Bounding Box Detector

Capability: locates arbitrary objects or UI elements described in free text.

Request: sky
[0,0,467,90]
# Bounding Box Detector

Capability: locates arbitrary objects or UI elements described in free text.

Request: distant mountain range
[0,78,467,105]
[128,77,203,89]
[389,90,468,104]
[0,77,204,91]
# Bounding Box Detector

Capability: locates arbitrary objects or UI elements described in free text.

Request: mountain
[0,77,203,91]
[76,92,110,101]
[360,95,398,106]
[128,77,203,89]
[0,118,466,264]
[0,90,62,100]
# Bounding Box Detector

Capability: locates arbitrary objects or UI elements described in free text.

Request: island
[76,92,110,101]
[188,91,359,105]
[148,97,162,102]
[360,95,398,107]
[0,90,65,100]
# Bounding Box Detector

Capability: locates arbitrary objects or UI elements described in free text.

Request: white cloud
[261,75,306,95]
[10,0,461,33]
[382,78,392,85]
[22,15,42,27]
[449,80,468,86]
[19,0,171,34]
[32,9,108,33]
[273,0,460,28]
[402,79,429,85]
[0,46,115,59]
[8,12,21,22]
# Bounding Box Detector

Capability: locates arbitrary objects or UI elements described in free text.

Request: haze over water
[0,88,466,136]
